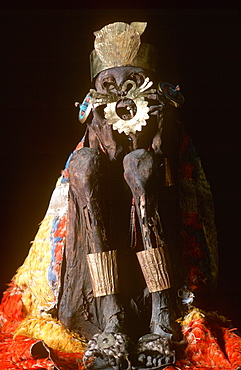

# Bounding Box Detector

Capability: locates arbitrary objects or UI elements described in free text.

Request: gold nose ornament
[90,77,155,135]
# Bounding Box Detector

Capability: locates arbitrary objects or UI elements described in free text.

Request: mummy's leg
[123,149,182,367]
[59,148,124,335]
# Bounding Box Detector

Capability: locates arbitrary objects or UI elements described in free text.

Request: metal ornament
[136,334,176,369]
[97,333,116,349]
[90,21,158,80]
[86,250,119,297]
[158,82,185,107]
[91,77,156,135]
[93,22,142,69]
[136,246,171,293]
[178,285,194,307]
[104,97,149,135]
[84,332,132,370]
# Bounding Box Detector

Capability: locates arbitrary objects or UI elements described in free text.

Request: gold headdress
[90,21,158,79]
[77,21,184,134]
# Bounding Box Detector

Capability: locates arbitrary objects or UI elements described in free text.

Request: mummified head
[77,21,183,158]
[89,22,161,136]
[92,65,158,136]
[75,22,161,136]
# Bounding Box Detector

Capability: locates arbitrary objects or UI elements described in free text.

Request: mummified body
[57,22,218,368]
[59,67,180,367]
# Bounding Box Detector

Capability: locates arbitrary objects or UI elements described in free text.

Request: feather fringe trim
[14,315,87,354]
[175,307,241,369]
[178,307,232,329]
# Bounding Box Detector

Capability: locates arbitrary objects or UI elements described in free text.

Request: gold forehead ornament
[90,21,158,80]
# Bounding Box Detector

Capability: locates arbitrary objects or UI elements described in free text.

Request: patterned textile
[178,131,218,292]
[0,128,237,368]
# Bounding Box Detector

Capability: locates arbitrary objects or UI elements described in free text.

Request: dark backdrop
[1,6,241,329]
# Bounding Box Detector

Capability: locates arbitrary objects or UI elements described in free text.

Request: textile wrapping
[178,131,218,292]
[0,128,234,368]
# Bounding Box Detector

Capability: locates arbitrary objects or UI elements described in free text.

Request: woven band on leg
[86,250,119,297]
[136,247,171,293]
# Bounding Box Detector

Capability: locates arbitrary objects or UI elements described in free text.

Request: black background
[1,4,241,329]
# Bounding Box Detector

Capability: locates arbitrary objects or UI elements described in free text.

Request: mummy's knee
[123,149,155,190]
[69,148,101,190]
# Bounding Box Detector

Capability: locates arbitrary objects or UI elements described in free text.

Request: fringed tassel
[164,157,175,186]
[130,196,137,249]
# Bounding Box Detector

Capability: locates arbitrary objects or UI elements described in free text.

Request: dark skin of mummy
[59,66,184,369]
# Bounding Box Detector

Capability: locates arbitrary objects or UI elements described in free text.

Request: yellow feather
[178,307,205,327]
[14,315,87,353]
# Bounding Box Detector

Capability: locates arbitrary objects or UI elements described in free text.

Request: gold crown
[90,22,158,80]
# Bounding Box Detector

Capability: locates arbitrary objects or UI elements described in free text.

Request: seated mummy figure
[58,21,217,369]
[6,22,218,370]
